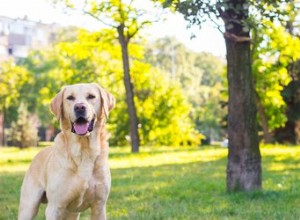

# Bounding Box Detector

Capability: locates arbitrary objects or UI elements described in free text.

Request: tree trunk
[0,112,4,146]
[224,0,261,192]
[117,24,140,152]
[255,92,273,143]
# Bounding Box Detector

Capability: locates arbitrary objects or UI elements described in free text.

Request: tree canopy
[1,28,214,147]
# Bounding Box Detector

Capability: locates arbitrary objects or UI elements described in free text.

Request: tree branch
[127,20,152,40]
[207,11,224,35]
[224,32,251,42]
[83,10,118,28]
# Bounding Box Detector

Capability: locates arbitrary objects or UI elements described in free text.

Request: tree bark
[0,112,4,146]
[255,92,273,143]
[223,0,261,191]
[117,24,140,152]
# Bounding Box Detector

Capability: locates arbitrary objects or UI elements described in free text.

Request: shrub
[6,103,39,148]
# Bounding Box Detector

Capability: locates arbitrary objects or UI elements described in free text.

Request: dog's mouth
[71,117,95,136]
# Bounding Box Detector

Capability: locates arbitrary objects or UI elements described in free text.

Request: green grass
[1,145,300,219]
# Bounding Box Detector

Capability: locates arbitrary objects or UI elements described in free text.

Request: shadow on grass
[108,155,300,220]
[0,158,34,165]
[109,146,218,159]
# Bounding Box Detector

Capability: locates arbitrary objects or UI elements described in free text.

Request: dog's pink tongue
[74,123,89,135]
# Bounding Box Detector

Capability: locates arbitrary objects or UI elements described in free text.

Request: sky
[0,0,226,57]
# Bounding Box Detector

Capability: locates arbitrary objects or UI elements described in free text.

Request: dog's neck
[57,119,108,169]
[58,120,108,180]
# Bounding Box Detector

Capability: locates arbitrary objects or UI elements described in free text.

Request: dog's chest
[67,169,110,212]
[77,160,95,180]
[67,175,98,211]
[66,156,109,212]
[70,143,99,178]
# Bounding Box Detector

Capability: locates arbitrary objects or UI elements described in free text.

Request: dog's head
[50,83,115,136]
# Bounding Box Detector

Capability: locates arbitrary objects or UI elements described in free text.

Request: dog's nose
[74,103,86,117]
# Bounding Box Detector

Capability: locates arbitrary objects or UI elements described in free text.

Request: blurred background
[0,0,299,150]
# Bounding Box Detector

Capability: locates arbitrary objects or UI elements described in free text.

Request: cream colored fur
[18,83,115,220]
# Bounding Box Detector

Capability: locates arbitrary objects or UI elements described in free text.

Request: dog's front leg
[45,204,66,220]
[91,201,107,220]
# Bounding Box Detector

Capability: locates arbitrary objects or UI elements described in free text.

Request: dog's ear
[93,83,115,119]
[50,87,65,120]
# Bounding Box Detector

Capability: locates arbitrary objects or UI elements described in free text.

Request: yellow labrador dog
[18,83,115,220]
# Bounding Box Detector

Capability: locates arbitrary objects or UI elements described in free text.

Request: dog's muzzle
[71,117,95,135]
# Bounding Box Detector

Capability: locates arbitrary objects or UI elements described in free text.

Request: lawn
[1,145,300,219]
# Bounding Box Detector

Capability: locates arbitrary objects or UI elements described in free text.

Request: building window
[8,47,13,55]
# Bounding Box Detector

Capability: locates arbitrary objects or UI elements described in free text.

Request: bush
[6,103,39,148]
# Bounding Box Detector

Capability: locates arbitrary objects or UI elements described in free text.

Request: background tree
[55,0,163,152]
[145,37,226,142]
[63,30,202,146]
[273,2,300,144]
[15,28,200,146]
[219,0,261,192]
[6,103,39,149]
[253,21,300,143]
[159,0,297,191]
[134,65,203,146]
[22,28,124,140]
[160,0,260,191]
[0,60,31,146]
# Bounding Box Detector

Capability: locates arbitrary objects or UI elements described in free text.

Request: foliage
[16,29,201,146]
[145,37,226,141]
[2,145,300,218]
[249,2,300,143]
[134,66,203,146]
[272,2,300,144]
[56,0,165,152]
[159,0,271,192]
[159,0,295,28]
[159,0,299,138]
[6,103,39,148]
[253,21,300,131]
[56,0,164,41]
[0,59,31,112]
[20,29,122,126]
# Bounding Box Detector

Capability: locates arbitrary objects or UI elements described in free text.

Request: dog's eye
[67,95,75,101]
[87,94,96,100]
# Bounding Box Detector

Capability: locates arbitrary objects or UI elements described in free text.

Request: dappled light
[109,146,227,169]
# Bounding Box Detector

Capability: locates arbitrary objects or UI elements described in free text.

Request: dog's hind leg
[18,176,44,220]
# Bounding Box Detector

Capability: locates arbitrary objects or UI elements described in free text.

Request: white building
[0,16,59,61]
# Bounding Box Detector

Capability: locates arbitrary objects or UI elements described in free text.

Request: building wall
[0,16,59,61]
